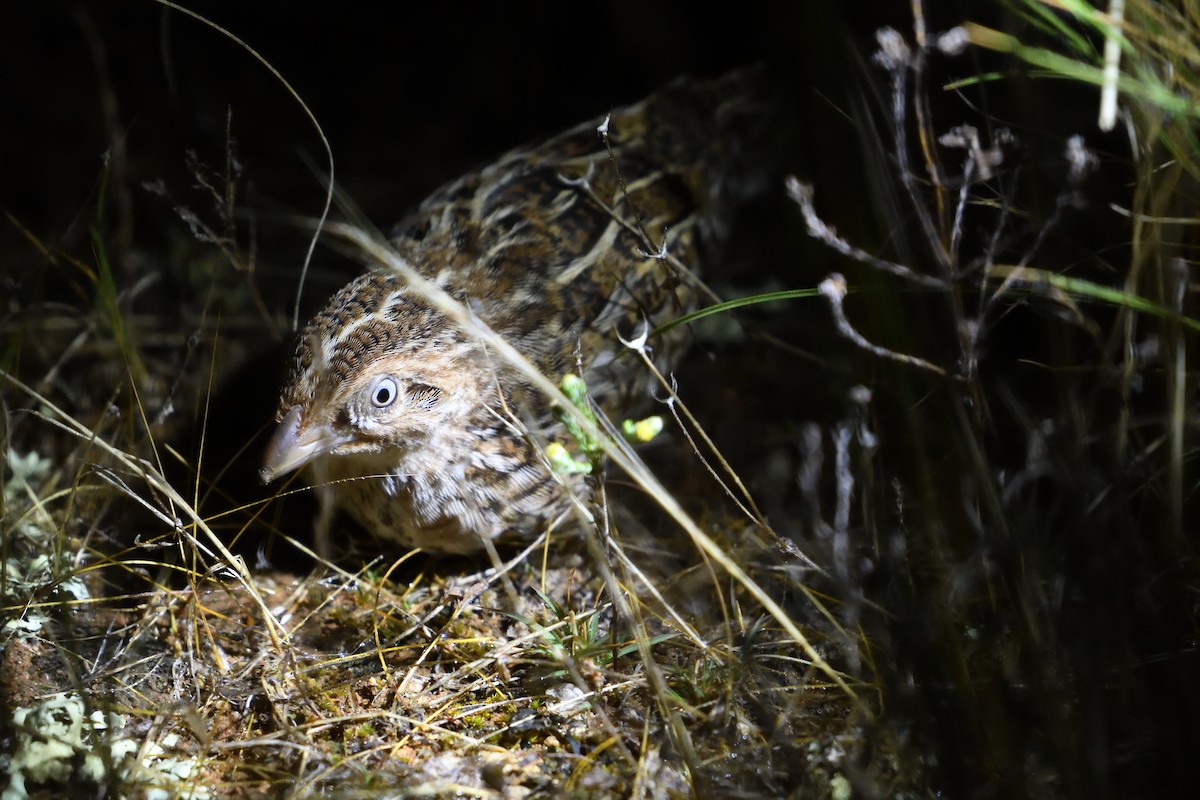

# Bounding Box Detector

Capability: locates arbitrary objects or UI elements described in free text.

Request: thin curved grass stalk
[0,369,290,651]
[151,0,334,331]
[324,220,867,710]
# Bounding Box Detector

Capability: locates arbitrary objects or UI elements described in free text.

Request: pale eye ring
[369,376,399,409]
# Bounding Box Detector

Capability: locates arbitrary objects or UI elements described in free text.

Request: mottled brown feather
[264,69,767,554]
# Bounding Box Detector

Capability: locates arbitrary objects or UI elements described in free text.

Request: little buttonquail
[261,69,768,554]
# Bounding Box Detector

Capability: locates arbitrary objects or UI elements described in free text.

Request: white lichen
[3,449,56,544]
[0,694,211,800]
[3,449,52,501]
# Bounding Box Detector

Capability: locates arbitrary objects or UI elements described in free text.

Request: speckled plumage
[262,70,766,554]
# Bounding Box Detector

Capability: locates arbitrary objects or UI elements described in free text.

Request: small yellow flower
[622,415,664,443]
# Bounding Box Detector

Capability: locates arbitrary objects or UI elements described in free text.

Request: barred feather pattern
[262,69,767,554]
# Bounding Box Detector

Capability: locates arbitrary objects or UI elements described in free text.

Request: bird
[260,68,769,555]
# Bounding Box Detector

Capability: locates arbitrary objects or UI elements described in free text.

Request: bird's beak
[259,405,352,483]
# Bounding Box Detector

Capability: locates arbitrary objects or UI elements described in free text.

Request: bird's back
[387,67,771,410]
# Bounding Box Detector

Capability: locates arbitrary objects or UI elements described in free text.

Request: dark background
[0,1,983,289]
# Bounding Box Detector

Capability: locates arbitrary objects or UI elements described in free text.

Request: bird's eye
[369,376,399,408]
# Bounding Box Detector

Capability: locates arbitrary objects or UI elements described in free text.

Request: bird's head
[260,273,487,484]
